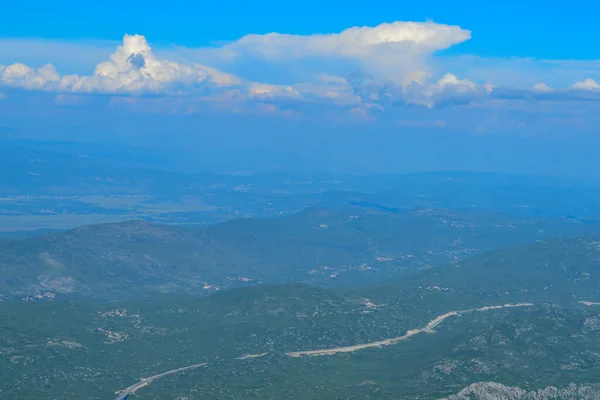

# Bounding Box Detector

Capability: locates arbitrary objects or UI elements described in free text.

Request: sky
[2,0,599,59]
[1,0,600,177]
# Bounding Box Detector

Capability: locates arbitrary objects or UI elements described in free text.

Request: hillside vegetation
[1,207,597,299]
[2,236,600,399]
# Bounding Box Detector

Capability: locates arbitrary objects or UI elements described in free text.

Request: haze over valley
[3,162,600,399]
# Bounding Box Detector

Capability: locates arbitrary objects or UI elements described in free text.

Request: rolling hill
[2,235,600,399]
[0,207,597,299]
[360,236,600,315]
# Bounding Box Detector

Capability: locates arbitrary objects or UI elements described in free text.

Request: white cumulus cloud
[220,21,471,85]
[248,83,301,99]
[351,72,488,108]
[572,78,600,90]
[0,63,60,90]
[405,73,489,107]
[0,34,242,95]
[532,82,554,93]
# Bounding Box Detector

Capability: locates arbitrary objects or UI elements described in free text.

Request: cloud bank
[1,21,600,114]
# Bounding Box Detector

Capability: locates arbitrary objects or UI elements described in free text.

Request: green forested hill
[359,237,600,315]
[1,208,597,299]
[2,236,600,399]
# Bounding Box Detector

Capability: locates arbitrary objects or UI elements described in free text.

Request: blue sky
[1,0,600,177]
[2,0,599,59]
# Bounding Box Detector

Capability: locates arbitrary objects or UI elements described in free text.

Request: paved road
[285,303,533,357]
[113,303,534,397]
[114,363,207,400]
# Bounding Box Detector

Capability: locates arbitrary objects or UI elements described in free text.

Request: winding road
[114,363,207,400]
[113,302,533,398]
[285,302,533,357]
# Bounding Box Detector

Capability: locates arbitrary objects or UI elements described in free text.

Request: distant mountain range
[4,139,600,232]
